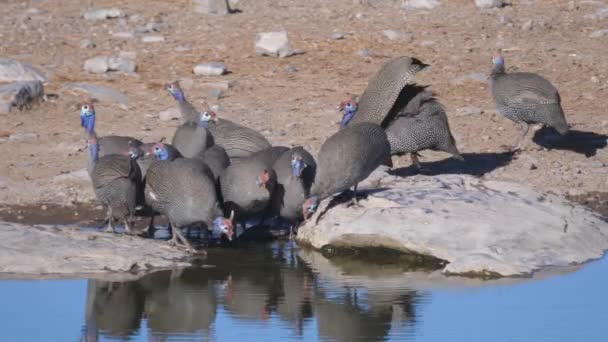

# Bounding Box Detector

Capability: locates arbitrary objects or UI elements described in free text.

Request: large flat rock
[0,222,189,278]
[297,170,608,277]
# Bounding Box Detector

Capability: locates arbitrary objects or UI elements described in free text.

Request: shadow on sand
[388,152,515,178]
[532,127,607,157]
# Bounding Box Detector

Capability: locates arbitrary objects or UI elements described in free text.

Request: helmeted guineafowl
[269,149,313,223]
[200,110,272,161]
[196,144,230,182]
[273,146,316,190]
[490,50,569,151]
[171,111,214,159]
[384,88,463,168]
[80,102,143,157]
[138,142,182,178]
[166,81,199,123]
[348,56,429,126]
[302,122,391,219]
[144,155,233,252]
[219,156,277,221]
[87,131,142,234]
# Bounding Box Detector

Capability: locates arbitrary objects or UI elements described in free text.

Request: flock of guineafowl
[81,50,570,253]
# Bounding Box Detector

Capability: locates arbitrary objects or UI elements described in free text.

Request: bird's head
[79,102,96,134]
[338,98,358,128]
[492,49,504,67]
[256,169,270,190]
[148,143,169,160]
[302,196,319,220]
[125,142,141,160]
[166,81,184,102]
[213,211,234,241]
[200,111,218,125]
[290,153,307,178]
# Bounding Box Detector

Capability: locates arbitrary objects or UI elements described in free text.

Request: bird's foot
[104,224,115,234]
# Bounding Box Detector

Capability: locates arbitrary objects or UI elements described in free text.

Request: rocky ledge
[297,169,608,277]
[0,222,190,278]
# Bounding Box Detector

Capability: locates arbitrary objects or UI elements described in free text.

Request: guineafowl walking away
[144,156,233,252]
[200,110,272,161]
[219,156,277,222]
[166,81,200,123]
[171,111,214,158]
[302,123,391,219]
[490,50,569,152]
[348,56,429,126]
[384,88,463,169]
[80,103,143,157]
[87,132,142,234]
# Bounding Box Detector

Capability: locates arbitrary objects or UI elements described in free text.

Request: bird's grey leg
[348,183,362,207]
[123,216,133,235]
[175,228,196,253]
[410,153,421,169]
[105,207,114,233]
[511,122,529,152]
[146,214,156,238]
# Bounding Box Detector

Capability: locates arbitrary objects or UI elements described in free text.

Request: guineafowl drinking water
[302,122,391,219]
[269,149,314,224]
[87,131,142,234]
[490,50,569,152]
[144,147,233,252]
[80,102,143,157]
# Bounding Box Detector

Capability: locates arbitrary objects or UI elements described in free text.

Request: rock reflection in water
[83,242,421,341]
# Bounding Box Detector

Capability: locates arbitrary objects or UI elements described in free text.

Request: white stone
[53,169,90,182]
[63,83,130,107]
[474,0,504,8]
[0,58,47,82]
[590,29,608,38]
[79,39,96,49]
[8,132,38,142]
[83,56,109,74]
[194,0,231,15]
[331,32,345,40]
[456,106,482,116]
[111,31,134,39]
[107,56,137,73]
[0,81,44,113]
[382,30,412,41]
[141,35,165,43]
[158,107,181,121]
[521,19,533,31]
[255,31,296,58]
[402,0,441,9]
[297,170,608,277]
[193,62,227,76]
[83,8,124,21]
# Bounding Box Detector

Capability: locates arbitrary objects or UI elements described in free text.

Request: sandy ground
[1,0,607,211]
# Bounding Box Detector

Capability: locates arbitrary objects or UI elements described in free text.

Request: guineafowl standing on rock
[87,131,142,234]
[347,56,429,126]
[490,50,569,152]
[80,103,143,157]
[384,88,463,168]
[166,81,199,123]
[144,155,233,252]
[171,111,214,159]
[302,123,391,219]
[200,110,272,161]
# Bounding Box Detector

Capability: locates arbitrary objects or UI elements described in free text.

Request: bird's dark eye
[154,146,161,152]
[83,105,88,110]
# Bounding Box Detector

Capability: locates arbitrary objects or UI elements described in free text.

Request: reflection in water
[82,242,421,341]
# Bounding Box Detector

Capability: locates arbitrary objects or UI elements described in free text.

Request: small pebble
[285,65,298,73]
[330,32,345,40]
[41,205,47,210]
[358,48,375,57]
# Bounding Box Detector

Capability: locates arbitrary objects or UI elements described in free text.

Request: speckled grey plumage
[219,156,277,219]
[268,147,315,222]
[385,89,462,159]
[310,123,390,200]
[490,56,568,149]
[350,56,428,126]
[144,158,219,231]
[197,144,230,182]
[247,146,289,166]
[171,120,214,159]
[207,118,272,161]
[96,136,142,158]
[90,153,142,233]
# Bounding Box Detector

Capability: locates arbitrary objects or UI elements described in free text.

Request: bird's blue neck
[172,91,185,103]
[291,160,304,177]
[156,149,169,161]
[81,114,96,134]
[340,109,355,128]
[197,119,209,128]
